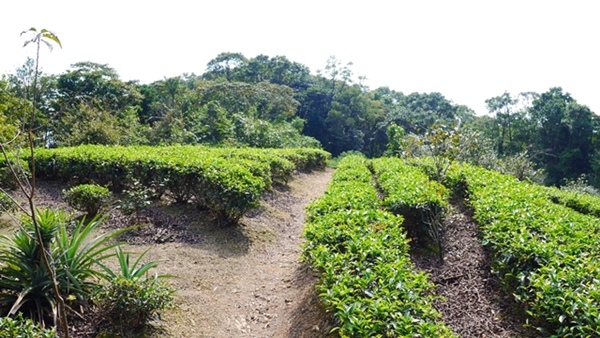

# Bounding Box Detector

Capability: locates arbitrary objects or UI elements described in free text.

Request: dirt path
[130,169,336,337]
[411,201,538,337]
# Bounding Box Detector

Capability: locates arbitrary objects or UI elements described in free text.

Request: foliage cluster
[93,247,173,334]
[0,192,16,213]
[302,155,453,337]
[0,210,121,323]
[401,124,545,185]
[371,157,449,259]
[0,313,56,338]
[118,180,152,218]
[33,145,329,224]
[0,209,174,334]
[544,184,600,218]
[94,276,172,335]
[560,175,600,196]
[305,155,378,220]
[63,183,112,216]
[458,163,600,336]
[0,156,30,191]
[477,89,600,188]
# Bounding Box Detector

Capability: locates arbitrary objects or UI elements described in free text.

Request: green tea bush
[544,183,600,218]
[327,150,364,169]
[330,154,372,183]
[0,313,57,338]
[63,184,112,216]
[118,181,152,217]
[372,157,449,257]
[94,276,173,334]
[303,155,453,337]
[305,155,378,221]
[33,145,330,224]
[459,163,600,335]
[0,191,17,213]
[0,157,30,191]
[305,210,452,337]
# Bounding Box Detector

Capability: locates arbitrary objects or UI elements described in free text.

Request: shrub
[0,157,30,191]
[0,191,17,213]
[118,181,152,219]
[561,174,599,196]
[0,313,56,338]
[63,184,112,216]
[93,247,174,335]
[372,157,449,259]
[94,276,173,334]
[34,145,330,224]
[302,155,453,337]
[327,150,364,169]
[459,163,600,335]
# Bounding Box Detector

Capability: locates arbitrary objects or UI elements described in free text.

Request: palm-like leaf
[54,214,129,298]
[21,28,62,50]
[0,209,129,324]
[97,247,164,281]
[0,232,54,322]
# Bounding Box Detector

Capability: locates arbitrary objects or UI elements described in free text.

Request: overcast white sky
[2,0,599,115]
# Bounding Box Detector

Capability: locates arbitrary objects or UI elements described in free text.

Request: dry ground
[5,169,337,338]
[136,169,338,337]
[411,199,538,337]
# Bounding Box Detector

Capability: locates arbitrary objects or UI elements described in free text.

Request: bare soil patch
[144,168,337,337]
[8,169,336,337]
[411,199,539,337]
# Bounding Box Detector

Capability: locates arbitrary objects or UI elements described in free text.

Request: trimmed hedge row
[30,145,329,224]
[303,155,453,337]
[371,157,449,245]
[306,155,378,221]
[458,163,600,336]
[544,186,600,218]
[371,157,448,210]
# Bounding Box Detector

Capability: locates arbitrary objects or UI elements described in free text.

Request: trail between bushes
[411,200,538,337]
[135,169,336,337]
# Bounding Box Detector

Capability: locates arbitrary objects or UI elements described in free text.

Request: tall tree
[486,91,516,155]
[55,62,142,112]
[198,81,299,121]
[8,58,58,146]
[52,62,144,146]
[203,52,247,82]
[530,87,595,185]
[234,54,313,91]
[0,77,24,142]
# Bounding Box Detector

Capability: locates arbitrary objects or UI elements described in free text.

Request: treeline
[0,53,474,155]
[1,52,599,187]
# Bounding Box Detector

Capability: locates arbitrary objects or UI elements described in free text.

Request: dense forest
[2,52,599,188]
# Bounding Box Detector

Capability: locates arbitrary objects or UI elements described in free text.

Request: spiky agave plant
[0,209,127,326]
